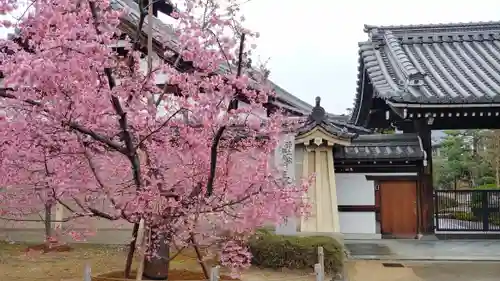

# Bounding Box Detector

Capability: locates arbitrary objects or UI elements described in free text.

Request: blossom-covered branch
[0,0,312,278]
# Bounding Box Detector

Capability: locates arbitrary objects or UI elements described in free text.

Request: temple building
[349,22,500,238]
[13,0,500,242]
[277,97,427,239]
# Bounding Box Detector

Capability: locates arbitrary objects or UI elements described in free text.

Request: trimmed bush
[248,229,343,274]
[476,177,496,186]
[474,183,499,190]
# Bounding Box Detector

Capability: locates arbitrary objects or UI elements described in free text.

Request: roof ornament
[309,96,326,124]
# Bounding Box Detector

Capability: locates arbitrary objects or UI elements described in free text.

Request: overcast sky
[238,0,500,114]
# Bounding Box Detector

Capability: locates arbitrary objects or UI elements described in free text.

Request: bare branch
[69,121,127,153]
[55,198,76,213]
[0,90,44,107]
[135,108,182,149]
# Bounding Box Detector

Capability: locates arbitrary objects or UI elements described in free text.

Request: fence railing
[435,189,500,232]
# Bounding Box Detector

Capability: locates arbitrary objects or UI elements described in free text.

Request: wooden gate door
[380,180,417,238]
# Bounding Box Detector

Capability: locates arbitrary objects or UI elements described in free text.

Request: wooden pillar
[299,139,341,233]
[294,97,350,235]
[413,119,434,234]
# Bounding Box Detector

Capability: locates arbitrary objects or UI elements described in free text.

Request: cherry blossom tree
[0,0,311,278]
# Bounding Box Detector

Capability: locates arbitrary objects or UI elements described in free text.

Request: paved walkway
[345,260,421,281]
[345,260,500,281]
[344,239,500,261]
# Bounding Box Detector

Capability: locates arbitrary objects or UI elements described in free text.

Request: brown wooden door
[380,180,417,238]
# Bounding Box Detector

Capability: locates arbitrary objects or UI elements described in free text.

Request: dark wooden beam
[338,205,377,212]
[365,175,418,181]
[334,166,421,173]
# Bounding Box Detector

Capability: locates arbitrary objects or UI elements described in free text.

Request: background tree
[433,130,473,189]
[432,130,494,189]
[480,129,500,187]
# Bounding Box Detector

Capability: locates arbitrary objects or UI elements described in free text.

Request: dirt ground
[0,242,315,281]
[0,242,202,281]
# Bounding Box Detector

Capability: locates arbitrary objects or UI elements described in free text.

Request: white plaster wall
[338,212,376,234]
[335,172,417,238]
[336,173,376,206]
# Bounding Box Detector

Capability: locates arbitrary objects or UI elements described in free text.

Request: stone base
[342,233,382,240]
[286,231,344,243]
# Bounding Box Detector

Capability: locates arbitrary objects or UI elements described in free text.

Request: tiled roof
[355,21,500,107]
[297,97,359,140]
[328,117,372,135]
[112,0,313,115]
[334,133,425,161]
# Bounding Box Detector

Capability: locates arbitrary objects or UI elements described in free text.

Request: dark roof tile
[112,0,313,115]
[352,21,500,113]
[334,133,425,161]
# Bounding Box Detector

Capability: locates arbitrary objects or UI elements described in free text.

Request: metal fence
[434,190,500,232]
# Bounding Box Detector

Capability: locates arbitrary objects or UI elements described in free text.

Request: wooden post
[414,119,434,233]
[54,202,63,231]
[317,246,325,281]
[84,264,91,281]
[210,266,220,281]
[135,219,147,281]
[314,263,324,281]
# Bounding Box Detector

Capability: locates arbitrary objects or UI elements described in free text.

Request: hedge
[248,229,344,274]
[450,211,500,225]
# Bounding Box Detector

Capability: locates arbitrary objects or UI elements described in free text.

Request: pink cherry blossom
[0,0,312,276]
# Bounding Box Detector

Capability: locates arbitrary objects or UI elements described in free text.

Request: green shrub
[477,177,496,186]
[450,211,478,221]
[450,211,500,226]
[248,229,343,274]
[474,184,499,190]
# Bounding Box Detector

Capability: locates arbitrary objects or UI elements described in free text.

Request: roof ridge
[355,133,419,141]
[364,21,500,33]
[383,31,426,85]
[364,22,500,42]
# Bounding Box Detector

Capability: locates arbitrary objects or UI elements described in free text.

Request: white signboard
[274,133,297,235]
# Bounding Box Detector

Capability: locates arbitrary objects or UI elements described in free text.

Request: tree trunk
[44,203,52,241]
[124,223,140,278]
[191,234,209,279]
[135,220,147,281]
[143,231,170,280]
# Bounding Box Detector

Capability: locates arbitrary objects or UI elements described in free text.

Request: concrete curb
[350,255,500,262]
